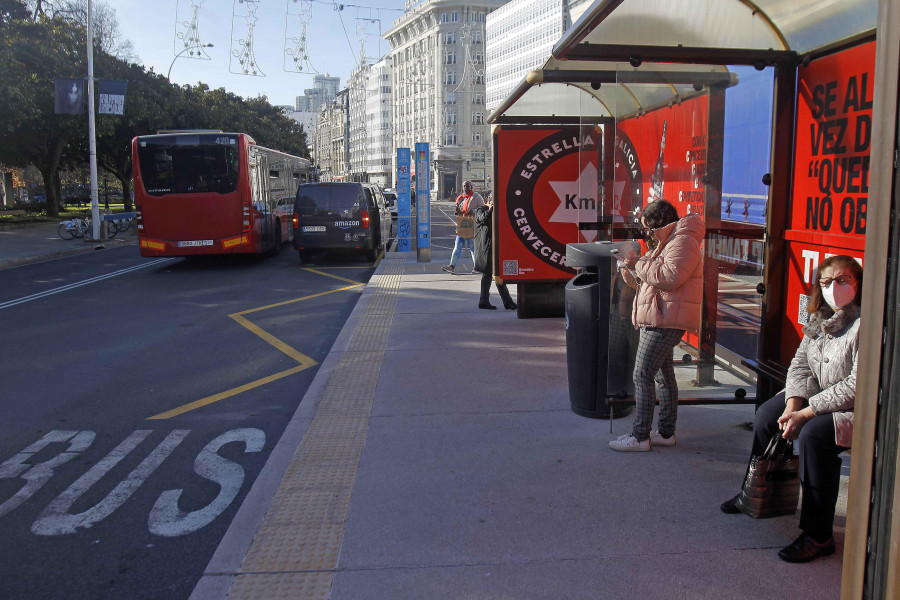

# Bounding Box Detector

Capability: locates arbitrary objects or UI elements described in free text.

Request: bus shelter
[487,1,899,597]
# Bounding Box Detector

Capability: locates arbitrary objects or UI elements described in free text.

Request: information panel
[397,148,412,252]
[415,143,430,254]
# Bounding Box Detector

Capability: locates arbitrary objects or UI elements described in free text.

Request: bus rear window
[137,143,240,195]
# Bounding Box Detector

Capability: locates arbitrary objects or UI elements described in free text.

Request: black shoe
[777,533,836,563]
[503,302,518,310]
[720,494,742,514]
[478,302,496,310]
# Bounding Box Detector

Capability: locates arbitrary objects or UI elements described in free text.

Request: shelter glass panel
[600,63,764,405]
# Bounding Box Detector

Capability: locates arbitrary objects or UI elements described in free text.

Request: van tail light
[242,202,252,232]
[136,205,144,232]
[361,210,370,229]
[291,212,299,230]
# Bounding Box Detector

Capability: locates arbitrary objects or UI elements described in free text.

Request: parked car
[382,188,398,216]
[292,182,391,263]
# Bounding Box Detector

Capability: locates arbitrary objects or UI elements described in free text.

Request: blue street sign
[397,148,411,252]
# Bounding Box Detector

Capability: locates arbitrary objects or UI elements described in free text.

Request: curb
[188,253,389,600]
[0,236,138,270]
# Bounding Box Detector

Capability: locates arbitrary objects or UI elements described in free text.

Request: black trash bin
[564,242,635,419]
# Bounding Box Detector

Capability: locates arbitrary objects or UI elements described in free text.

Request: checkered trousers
[631,327,685,441]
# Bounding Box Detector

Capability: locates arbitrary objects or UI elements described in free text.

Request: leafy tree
[93,57,181,211]
[0,5,87,216]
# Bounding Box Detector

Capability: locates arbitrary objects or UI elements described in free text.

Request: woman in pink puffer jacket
[609,200,705,453]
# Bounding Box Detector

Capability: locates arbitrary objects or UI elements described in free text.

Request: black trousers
[751,392,849,540]
[479,271,514,307]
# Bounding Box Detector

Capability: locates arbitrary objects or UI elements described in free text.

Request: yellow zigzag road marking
[148,275,365,420]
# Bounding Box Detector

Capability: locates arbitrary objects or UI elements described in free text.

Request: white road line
[0,258,172,310]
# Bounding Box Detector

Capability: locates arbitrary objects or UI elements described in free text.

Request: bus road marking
[147,275,366,420]
[0,428,265,537]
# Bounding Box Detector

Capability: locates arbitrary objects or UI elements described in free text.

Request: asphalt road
[0,244,375,599]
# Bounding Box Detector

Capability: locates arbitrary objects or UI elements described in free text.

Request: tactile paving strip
[227,261,403,600]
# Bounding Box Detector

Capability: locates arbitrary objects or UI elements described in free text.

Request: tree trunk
[37,137,67,218]
[120,176,132,212]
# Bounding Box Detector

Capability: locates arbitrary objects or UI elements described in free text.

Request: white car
[383,188,398,217]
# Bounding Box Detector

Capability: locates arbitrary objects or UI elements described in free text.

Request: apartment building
[365,57,394,187]
[348,63,371,182]
[385,0,508,199]
[314,89,349,181]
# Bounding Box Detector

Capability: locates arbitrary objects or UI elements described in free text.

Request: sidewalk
[190,242,846,599]
[0,220,136,269]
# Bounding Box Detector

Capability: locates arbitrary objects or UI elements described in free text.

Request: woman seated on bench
[721,254,862,563]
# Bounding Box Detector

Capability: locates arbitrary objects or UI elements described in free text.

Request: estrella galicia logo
[506,130,599,272]
[614,130,644,216]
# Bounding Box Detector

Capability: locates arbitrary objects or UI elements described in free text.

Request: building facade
[486,0,564,112]
[385,0,508,200]
[314,89,350,181]
[365,57,394,187]
[348,63,371,182]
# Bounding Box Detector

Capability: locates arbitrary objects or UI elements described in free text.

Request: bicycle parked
[57,216,117,240]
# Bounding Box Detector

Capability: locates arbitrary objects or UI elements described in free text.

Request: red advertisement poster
[495,126,602,281]
[615,94,710,221]
[781,41,873,361]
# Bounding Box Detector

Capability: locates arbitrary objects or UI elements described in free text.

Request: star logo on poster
[549,163,599,242]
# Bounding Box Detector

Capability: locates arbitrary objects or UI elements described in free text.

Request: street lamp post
[167,43,214,81]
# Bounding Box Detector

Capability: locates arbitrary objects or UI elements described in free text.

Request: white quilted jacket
[785,303,860,447]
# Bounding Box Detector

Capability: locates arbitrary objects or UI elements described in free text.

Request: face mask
[821,281,856,311]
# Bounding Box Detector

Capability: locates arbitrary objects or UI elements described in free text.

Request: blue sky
[115,0,404,107]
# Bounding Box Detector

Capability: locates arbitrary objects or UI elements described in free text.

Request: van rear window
[296,185,362,215]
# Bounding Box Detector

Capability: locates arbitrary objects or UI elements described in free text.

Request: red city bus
[132,131,314,257]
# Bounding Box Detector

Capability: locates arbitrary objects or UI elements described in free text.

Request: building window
[473,112,484,125]
[473,73,484,85]
[445,71,457,85]
[444,31,456,44]
[446,91,456,104]
[444,132,457,145]
[444,51,456,65]
[473,92,484,105]
[473,151,485,162]
[445,111,457,125]
[473,52,484,65]
[441,11,458,23]
[473,132,483,144]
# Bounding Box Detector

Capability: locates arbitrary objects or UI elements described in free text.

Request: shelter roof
[489,0,877,123]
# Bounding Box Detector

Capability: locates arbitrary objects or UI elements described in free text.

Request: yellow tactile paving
[228,572,333,600]
[231,261,402,598]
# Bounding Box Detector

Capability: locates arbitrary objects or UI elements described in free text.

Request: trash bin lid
[566,241,618,268]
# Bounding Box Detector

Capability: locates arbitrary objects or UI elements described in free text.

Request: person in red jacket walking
[610,199,705,452]
[442,181,484,274]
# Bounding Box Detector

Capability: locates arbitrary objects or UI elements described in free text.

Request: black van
[292,182,391,263]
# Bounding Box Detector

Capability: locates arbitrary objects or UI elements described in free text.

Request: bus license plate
[177,240,214,247]
[302,226,326,232]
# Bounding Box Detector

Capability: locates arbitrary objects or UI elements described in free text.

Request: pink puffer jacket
[632,213,705,332]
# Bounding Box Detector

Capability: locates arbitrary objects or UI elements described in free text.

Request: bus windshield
[137,134,241,196]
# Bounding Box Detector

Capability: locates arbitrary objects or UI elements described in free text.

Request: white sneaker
[609,434,650,452]
[650,430,676,446]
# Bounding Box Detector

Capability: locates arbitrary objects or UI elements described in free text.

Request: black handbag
[738,433,800,519]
